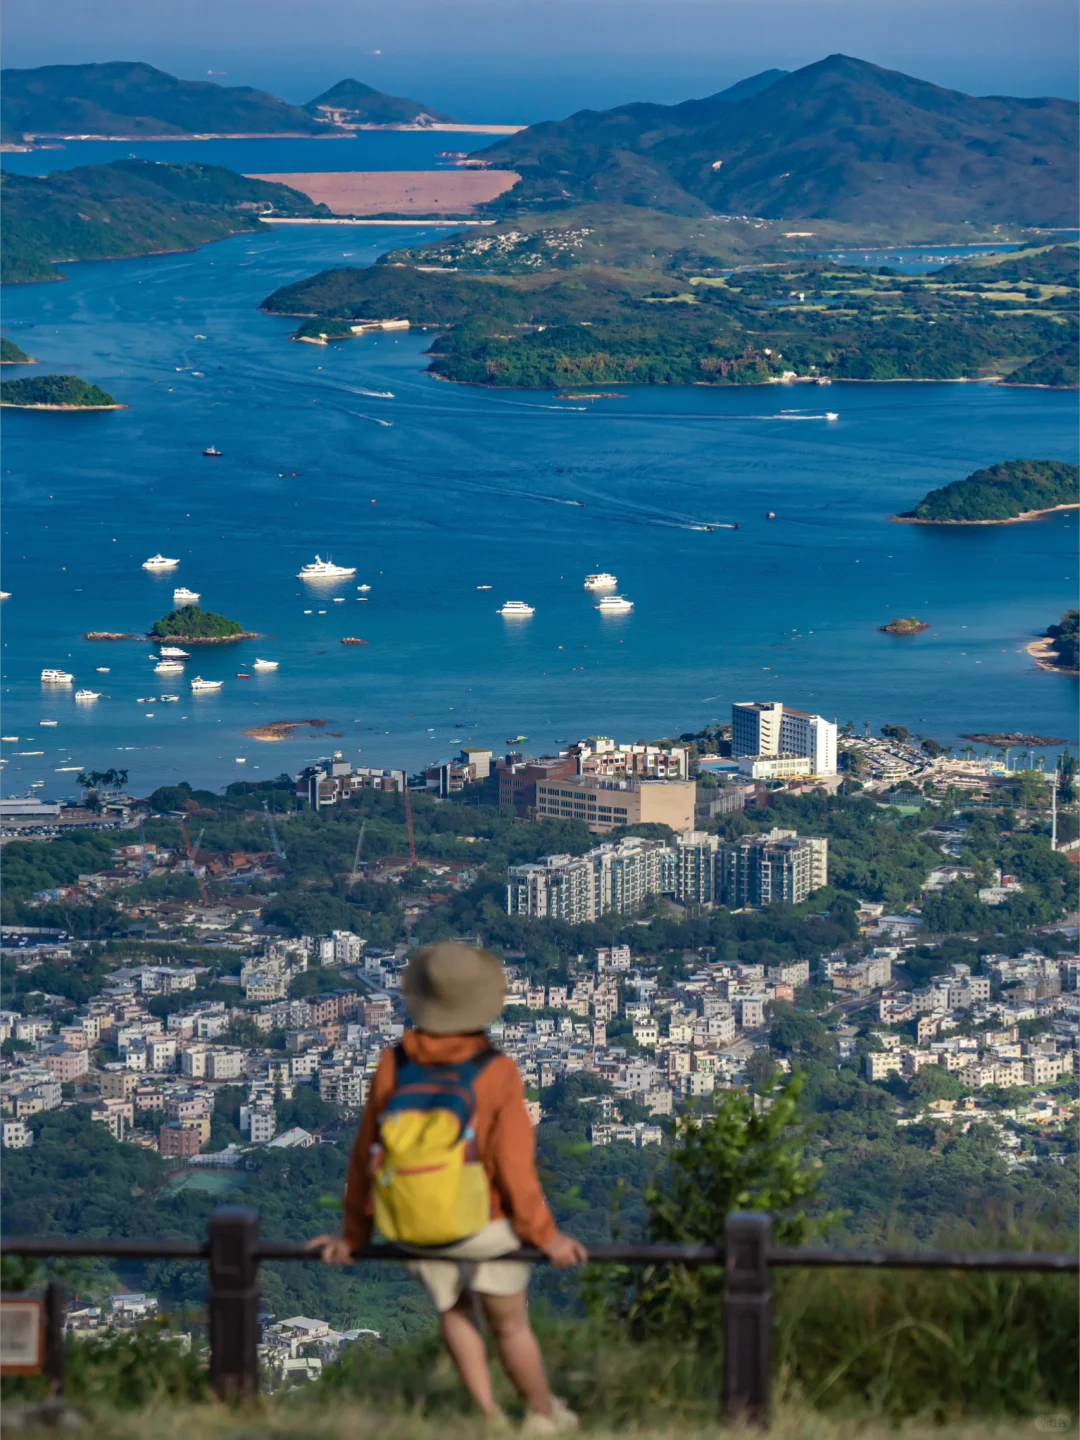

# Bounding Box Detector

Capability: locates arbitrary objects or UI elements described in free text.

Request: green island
[0,373,119,408]
[149,604,251,641]
[1,159,330,284]
[879,616,930,635]
[0,336,32,363]
[292,317,359,343]
[1,60,455,143]
[898,458,1080,524]
[261,242,1079,389]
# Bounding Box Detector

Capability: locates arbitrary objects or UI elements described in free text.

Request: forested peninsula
[0,374,119,409]
[898,460,1080,524]
[0,336,32,363]
[1,160,329,283]
[261,243,1079,389]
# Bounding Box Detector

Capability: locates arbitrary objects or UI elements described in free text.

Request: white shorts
[402,1218,532,1313]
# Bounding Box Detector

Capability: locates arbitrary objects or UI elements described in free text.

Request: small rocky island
[0,374,121,409]
[879,616,930,635]
[150,604,255,642]
[895,459,1079,524]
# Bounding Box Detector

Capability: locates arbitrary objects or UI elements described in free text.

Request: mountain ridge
[303,77,459,126]
[478,54,1079,226]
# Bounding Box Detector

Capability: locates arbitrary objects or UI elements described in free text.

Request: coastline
[1025,637,1080,677]
[0,401,126,410]
[891,504,1079,526]
[16,123,523,142]
[242,718,330,742]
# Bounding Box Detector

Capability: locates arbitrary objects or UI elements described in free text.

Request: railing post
[723,1211,772,1429]
[207,1206,260,1398]
[43,1280,66,1394]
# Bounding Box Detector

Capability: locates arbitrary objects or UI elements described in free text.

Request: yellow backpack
[371,1044,500,1247]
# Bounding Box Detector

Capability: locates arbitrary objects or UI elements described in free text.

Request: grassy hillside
[304,78,458,126]
[477,55,1078,226]
[1,160,329,283]
[1,61,323,140]
[0,374,117,407]
[904,460,1080,522]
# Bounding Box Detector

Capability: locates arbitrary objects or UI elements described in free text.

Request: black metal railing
[3,1210,1077,1427]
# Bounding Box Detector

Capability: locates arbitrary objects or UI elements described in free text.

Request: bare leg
[440,1292,498,1416]
[481,1291,553,1417]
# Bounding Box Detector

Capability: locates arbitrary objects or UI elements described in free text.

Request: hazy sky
[4,0,1077,122]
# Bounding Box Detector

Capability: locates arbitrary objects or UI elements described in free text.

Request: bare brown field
[248,169,519,215]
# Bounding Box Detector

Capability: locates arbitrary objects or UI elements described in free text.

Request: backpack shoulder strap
[471,1044,502,1074]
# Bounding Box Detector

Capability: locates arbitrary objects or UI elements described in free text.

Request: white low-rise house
[1,1119,33,1149]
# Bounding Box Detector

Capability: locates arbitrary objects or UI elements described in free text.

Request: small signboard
[0,1297,44,1375]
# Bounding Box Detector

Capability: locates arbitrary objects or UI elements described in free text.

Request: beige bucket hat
[401,942,507,1034]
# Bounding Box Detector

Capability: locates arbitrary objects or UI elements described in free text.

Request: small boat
[159,645,190,658]
[236,672,251,679]
[476,585,492,590]
[584,573,617,590]
[298,555,356,580]
[507,735,529,743]
[341,637,369,646]
[0,592,10,600]
[142,554,179,570]
[172,591,199,607]
[766,511,776,520]
[155,660,185,674]
[825,412,839,421]
[14,750,44,756]
[95,667,111,673]
[56,765,83,772]
[499,601,535,617]
[160,694,180,702]
[596,595,634,613]
[303,609,313,615]
[40,719,59,727]
[203,446,223,457]
[253,659,279,670]
[190,676,223,692]
[235,758,247,764]
[41,669,74,683]
[75,690,101,702]
[333,597,345,603]
[357,584,372,592]
[0,736,18,742]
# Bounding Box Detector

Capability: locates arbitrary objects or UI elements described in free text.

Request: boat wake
[343,409,393,428]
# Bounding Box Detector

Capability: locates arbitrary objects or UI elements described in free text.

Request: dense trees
[906,459,1079,523]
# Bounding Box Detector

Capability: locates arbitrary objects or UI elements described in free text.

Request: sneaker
[520,1398,580,1436]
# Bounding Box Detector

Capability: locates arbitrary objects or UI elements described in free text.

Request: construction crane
[138,818,150,879]
[350,820,367,882]
[177,818,212,906]
[402,782,418,867]
[263,799,286,862]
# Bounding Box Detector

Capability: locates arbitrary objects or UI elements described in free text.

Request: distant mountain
[304,78,458,127]
[1,61,324,140]
[478,55,1079,226]
[2,160,328,283]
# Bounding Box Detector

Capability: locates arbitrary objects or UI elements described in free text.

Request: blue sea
[1,190,1077,798]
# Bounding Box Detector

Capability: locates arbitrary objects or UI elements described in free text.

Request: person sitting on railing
[309,941,587,1435]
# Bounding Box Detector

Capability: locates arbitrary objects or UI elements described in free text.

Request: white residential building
[731,701,838,776]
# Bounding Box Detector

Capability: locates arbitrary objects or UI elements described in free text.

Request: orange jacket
[342,1029,557,1253]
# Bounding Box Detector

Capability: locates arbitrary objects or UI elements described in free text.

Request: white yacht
[253,658,279,671]
[298,555,356,580]
[357,583,372,592]
[41,669,74,683]
[0,592,10,600]
[498,600,535,617]
[159,646,191,658]
[173,588,200,605]
[95,667,111,673]
[190,676,223,692]
[142,554,180,571]
[75,690,101,702]
[584,573,618,590]
[39,719,59,727]
[596,594,634,613]
[155,660,185,674]
[160,694,180,703]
